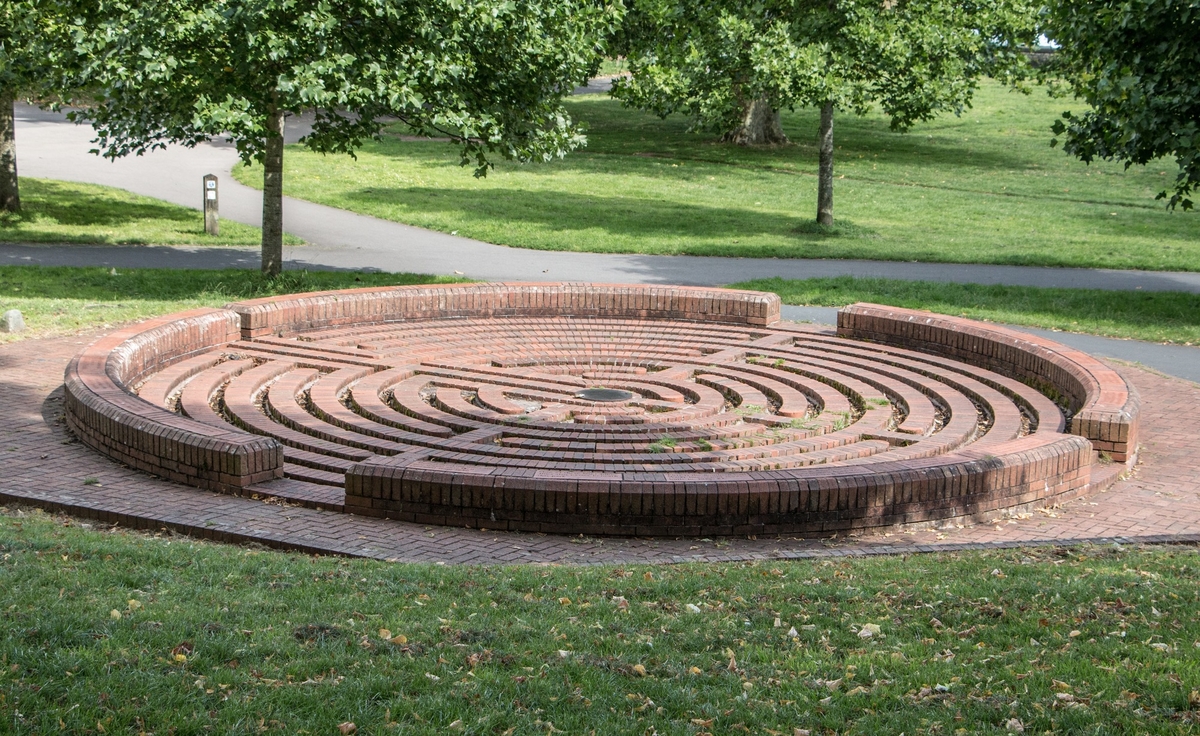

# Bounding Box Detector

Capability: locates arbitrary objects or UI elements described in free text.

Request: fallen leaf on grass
[337,723,356,735]
[857,623,882,639]
[631,664,647,677]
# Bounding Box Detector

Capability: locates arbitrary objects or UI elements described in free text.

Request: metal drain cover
[575,388,635,402]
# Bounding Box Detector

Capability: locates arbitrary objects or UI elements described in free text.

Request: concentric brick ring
[64,283,1140,537]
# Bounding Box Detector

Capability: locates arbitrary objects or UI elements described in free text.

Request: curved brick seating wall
[64,309,284,493]
[230,282,780,340]
[62,284,1140,537]
[837,305,1140,466]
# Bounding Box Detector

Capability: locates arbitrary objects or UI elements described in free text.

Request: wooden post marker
[203,174,219,236]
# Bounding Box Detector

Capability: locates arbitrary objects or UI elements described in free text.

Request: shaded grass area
[0,266,465,344]
[2,507,1198,734]
[0,178,301,246]
[233,81,1198,271]
[730,277,1200,345]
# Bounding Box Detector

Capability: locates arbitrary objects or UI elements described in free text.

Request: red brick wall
[229,282,781,339]
[64,310,283,493]
[837,304,1140,466]
[344,434,1095,536]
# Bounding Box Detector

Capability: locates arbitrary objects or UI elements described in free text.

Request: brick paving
[2,329,1198,564]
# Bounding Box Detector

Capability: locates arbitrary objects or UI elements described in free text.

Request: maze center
[64,283,1140,537]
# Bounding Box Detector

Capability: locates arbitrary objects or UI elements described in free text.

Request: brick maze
[62,283,1140,538]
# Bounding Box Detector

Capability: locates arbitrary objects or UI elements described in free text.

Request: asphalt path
[7,103,1200,381]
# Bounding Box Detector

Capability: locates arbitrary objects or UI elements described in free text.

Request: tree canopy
[1,1,72,212]
[65,0,620,273]
[1047,0,1200,210]
[613,0,1037,139]
[612,0,1039,223]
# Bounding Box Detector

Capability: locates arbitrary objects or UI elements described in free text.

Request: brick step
[246,478,345,511]
[284,448,357,474]
[283,463,345,487]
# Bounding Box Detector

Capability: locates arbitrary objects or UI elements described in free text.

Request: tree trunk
[723,97,789,146]
[261,107,285,277]
[0,91,19,214]
[817,102,834,227]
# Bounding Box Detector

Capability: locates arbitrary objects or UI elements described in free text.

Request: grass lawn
[730,277,1200,345]
[0,267,464,344]
[0,179,301,247]
[2,507,1198,734]
[233,80,1198,271]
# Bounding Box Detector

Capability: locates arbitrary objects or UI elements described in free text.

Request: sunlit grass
[0,266,465,344]
[0,178,301,246]
[731,276,1200,345]
[234,80,1198,271]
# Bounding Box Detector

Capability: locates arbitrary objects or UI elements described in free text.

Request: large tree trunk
[261,107,285,276]
[817,102,834,227]
[723,97,789,146]
[0,91,19,214]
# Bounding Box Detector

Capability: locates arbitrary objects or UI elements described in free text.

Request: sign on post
[203,174,219,236]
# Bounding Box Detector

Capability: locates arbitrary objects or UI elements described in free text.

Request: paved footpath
[2,330,1197,564]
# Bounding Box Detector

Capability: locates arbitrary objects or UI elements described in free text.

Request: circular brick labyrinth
[64,283,1139,537]
[154,318,1047,477]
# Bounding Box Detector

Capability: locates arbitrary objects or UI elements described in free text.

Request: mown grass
[0,267,465,344]
[0,179,301,246]
[233,80,1198,271]
[731,277,1200,345]
[1,507,1198,734]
